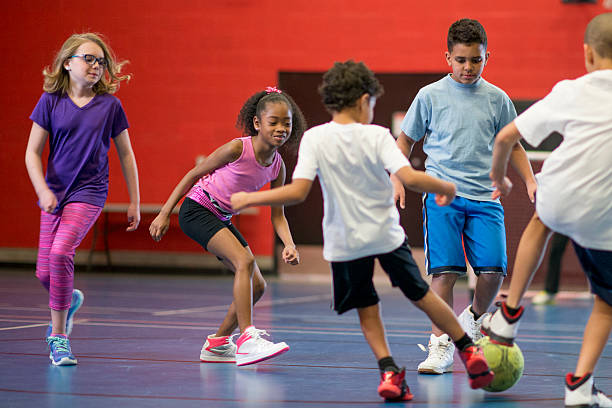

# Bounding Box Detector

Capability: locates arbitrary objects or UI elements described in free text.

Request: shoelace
[428,340,452,361]
[249,328,271,341]
[47,337,70,353]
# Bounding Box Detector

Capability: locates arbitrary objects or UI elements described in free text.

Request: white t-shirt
[292,121,411,261]
[514,70,612,250]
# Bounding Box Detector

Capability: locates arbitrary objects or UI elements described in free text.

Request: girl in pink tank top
[149,87,306,366]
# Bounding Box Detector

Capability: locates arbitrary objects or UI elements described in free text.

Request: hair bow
[265,86,282,94]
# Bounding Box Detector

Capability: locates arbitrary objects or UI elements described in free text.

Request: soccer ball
[476,336,524,392]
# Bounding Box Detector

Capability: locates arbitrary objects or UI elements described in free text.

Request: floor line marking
[0,323,48,331]
[153,294,331,316]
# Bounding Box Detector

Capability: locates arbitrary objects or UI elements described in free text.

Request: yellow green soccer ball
[476,336,524,392]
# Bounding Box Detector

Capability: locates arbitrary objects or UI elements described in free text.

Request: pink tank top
[186,136,282,220]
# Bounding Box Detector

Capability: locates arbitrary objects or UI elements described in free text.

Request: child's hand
[282,245,300,265]
[435,182,456,206]
[525,179,537,203]
[39,189,57,213]
[230,192,249,211]
[126,203,141,232]
[491,177,513,199]
[149,214,170,242]
[390,173,405,209]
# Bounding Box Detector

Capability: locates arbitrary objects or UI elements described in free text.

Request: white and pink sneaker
[200,334,237,363]
[235,326,289,366]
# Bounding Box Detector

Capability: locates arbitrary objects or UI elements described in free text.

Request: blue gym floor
[0,268,609,407]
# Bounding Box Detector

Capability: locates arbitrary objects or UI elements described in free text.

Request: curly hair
[235,88,307,152]
[318,60,384,113]
[447,19,487,52]
[42,33,130,95]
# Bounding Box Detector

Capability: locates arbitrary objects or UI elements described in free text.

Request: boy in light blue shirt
[396,18,537,374]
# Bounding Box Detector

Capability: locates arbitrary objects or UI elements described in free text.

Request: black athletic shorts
[572,240,612,306]
[179,197,248,252]
[330,238,429,314]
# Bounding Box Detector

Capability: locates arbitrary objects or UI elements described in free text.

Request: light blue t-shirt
[401,74,517,200]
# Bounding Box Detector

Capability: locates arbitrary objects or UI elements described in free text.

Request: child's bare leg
[50,309,68,335]
[430,273,458,336]
[472,273,503,316]
[414,289,465,341]
[207,230,257,333]
[214,250,266,337]
[506,213,554,308]
[357,304,391,360]
[574,296,612,377]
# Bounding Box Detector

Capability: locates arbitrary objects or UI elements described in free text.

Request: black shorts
[330,239,430,314]
[179,197,248,252]
[572,241,612,306]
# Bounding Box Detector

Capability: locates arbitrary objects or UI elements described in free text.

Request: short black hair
[235,88,307,152]
[584,12,612,59]
[447,19,487,52]
[318,60,383,113]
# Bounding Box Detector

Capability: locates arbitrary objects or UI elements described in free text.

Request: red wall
[1,1,607,257]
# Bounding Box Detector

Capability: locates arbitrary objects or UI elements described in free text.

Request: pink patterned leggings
[36,202,102,310]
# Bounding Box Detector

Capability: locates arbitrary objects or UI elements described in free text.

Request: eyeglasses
[69,54,108,68]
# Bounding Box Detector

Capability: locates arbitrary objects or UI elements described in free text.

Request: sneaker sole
[418,367,452,374]
[235,345,289,367]
[378,385,414,401]
[200,354,236,363]
[49,354,77,366]
[66,289,84,336]
[469,370,494,389]
[466,355,494,389]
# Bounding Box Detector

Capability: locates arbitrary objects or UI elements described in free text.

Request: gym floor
[0,268,609,407]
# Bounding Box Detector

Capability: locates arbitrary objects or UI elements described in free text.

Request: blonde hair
[42,33,131,95]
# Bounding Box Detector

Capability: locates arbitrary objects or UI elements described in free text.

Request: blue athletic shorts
[423,194,507,276]
[572,241,612,306]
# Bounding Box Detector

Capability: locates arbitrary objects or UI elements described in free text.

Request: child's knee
[49,250,74,269]
[234,253,255,275]
[253,276,266,299]
[35,268,50,289]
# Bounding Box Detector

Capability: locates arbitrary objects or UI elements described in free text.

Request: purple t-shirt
[29,92,129,213]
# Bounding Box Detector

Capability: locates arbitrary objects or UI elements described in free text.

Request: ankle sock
[504,303,521,316]
[454,333,473,351]
[378,356,399,373]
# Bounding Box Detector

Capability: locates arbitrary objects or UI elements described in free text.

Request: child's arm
[149,139,243,242]
[268,161,299,265]
[392,131,418,208]
[507,136,537,203]
[114,130,141,231]
[394,165,456,206]
[231,179,313,211]
[490,122,525,199]
[24,122,56,213]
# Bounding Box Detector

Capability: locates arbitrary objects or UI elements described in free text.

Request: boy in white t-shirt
[231,60,494,402]
[485,13,612,408]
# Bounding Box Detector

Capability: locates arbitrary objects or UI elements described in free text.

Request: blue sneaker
[47,334,77,366]
[45,289,84,338]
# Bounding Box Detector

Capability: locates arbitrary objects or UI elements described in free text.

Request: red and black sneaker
[377,367,414,402]
[458,345,494,389]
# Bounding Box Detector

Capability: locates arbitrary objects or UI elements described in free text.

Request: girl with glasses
[25,33,140,366]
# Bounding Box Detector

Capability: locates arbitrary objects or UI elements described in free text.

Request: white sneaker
[481,302,524,345]
[200,334,237,363]
[417,333,455,374]
[532,291,556,305]
[458,305,488,343]
[235,326,289,367]
[565,373,612,407]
